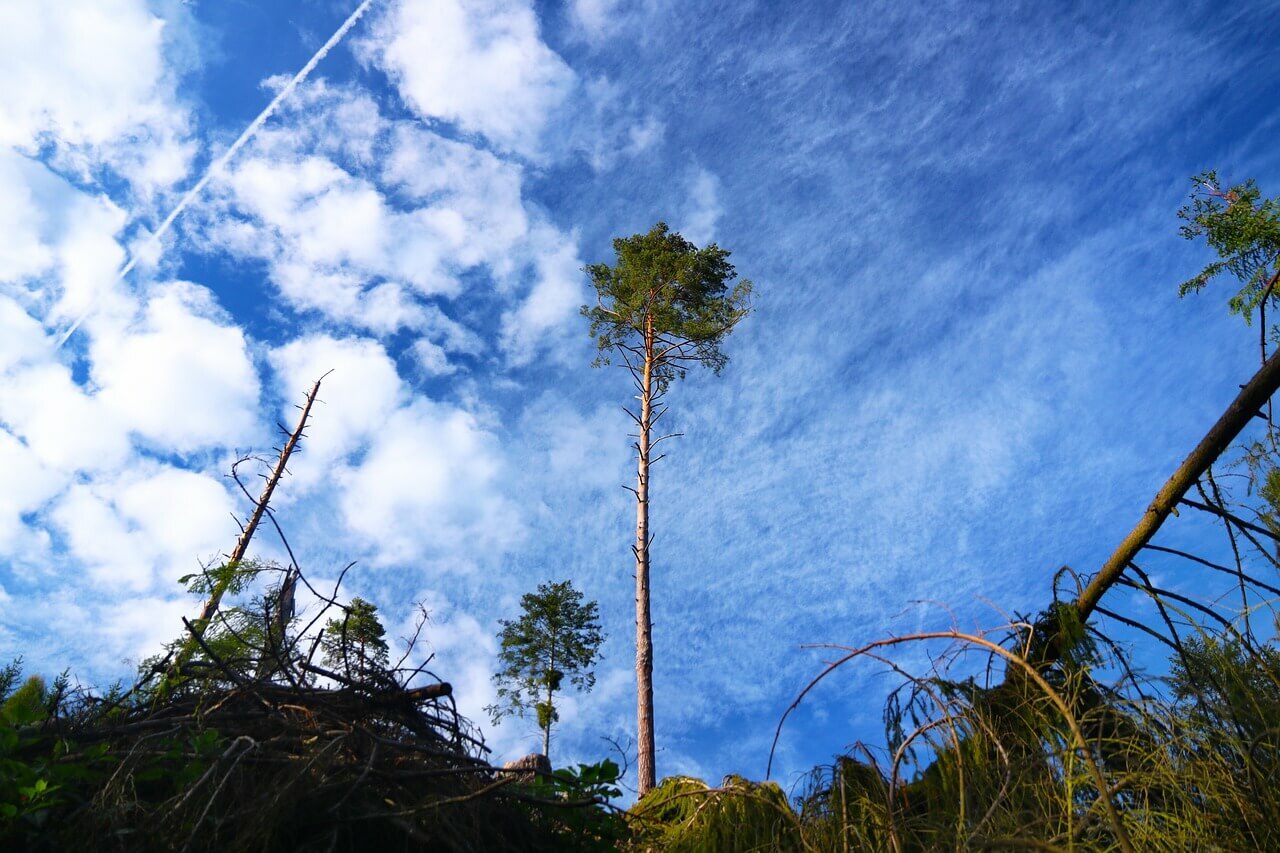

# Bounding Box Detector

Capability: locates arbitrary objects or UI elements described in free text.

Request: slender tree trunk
[635,317,657,796]
[543,641,555,760]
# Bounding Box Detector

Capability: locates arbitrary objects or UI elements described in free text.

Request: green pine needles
[487,580,605,761]
[582,221,752,389]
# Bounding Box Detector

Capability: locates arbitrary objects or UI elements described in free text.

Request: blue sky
[2,0,1280,793]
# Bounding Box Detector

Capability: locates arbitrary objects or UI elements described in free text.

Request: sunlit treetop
[582,222,753,391]
[1178,170,1280,324]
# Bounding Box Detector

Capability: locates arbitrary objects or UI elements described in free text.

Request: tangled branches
[1,564,623,852]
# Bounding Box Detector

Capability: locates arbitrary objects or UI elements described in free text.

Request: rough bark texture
[635,318,657,796]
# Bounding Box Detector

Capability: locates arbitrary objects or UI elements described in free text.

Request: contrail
[55,0,376,349]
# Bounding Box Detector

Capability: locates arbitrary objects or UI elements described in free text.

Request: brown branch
[1072,346,1280,625]
[171,374,329,678]
[1178,497,1280,542]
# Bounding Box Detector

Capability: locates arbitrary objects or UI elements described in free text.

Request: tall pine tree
[582,222,751,794]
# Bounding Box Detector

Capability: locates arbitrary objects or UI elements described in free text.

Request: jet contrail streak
[54,0,376,349]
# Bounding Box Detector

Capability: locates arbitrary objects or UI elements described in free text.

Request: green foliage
[0,658,22,701]
[629,775,801,851]
[0,662,103,847]
[148,561,298,697]
[582,221,752,389]
[320,596,390,681]
[487,580,604,758]
[1177,170,1280,322]
[795,756,894,850]
[1169,633,1280,765]
[521,758,627,850]
[1,676,48,726]
[177,558,263,600]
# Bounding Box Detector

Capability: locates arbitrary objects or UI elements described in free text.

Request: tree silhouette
[320,597,390,682]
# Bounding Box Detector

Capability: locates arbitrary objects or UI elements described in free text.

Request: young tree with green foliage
[1063,176,1280,637]
[320,597,390,682]
[487,580,604,762]
[582,222,751,794]
[1177,170,1280,329]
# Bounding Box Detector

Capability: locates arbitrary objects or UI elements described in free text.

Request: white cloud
[0,156,136,333]
[209,123,522,331]
[0,0,193,193]
[0,296,51,375]
[363,0,574,158]
[570,76,666,172]
[0,154,57,283]
[92,281,260,453]
[501,225,586,365]
[680,167,722,246]
[202,86,585,364]
[381,124,530,271]
[51,464,236,592]
[268,334,404,475]
[0,361,130,474]
[114,467,237,574]
[99,595,193,663]
[0,429,58,552]
[0,0,165,149]
[339,399,521,563]
[518,394,630,494]
[411,339,457,376]
[50,191,133,329]
[393,591,536,757]
[570,0,626,42]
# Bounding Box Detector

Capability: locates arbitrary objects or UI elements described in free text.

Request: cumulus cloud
[500,225,586,366]
[268,334,405,484]
[51,464,237,592]
[361,0,574,158]
[339,399,520,563]
[0,429,58,553]
[0,0,194,193]
[570,0,626,43]
[267,333,524,566]
[0,360,131,475]
[0,154,57,283]
[0,160,138,338]
[410,339,457,376]
[201,83,585,367]
[0,0,162,148]
[92,281,260,453]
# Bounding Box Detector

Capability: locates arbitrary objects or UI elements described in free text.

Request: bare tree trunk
[172,376,325,675]
[543,641,555,761]
[635,319,657,797]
